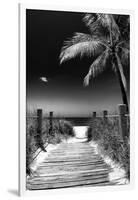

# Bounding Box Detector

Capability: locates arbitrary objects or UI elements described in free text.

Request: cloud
[40,77,48,83]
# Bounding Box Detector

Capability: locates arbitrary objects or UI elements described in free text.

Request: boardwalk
[27,139,117,190]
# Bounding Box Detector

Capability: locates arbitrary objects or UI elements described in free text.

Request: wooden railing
[27,104,129,141]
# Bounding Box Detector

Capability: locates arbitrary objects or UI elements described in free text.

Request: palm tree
[59,13,129,112]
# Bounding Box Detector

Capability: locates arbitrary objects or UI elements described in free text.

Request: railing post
[49,111,53,135]
[103,110,108,120]
[93,111,96,118]
[36,109,43,148]
[37,109,46,152]
[90,111,96,130]
[37,109,42,136]
[118,104,127,140]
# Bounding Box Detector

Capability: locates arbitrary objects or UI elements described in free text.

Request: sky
[26,9,130,117]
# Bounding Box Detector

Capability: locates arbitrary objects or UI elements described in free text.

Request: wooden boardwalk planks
[27,141,114,190]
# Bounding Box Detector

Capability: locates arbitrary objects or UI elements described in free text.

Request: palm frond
[99,14,120,41]
[116,41,130,66]
[83,49,110,86]
[115,53,127,91]
[83,13,120,41]
[83,13,96,28]
[120,47,129,65]
[116,40,129,49]
[59,33,106,64]
[83,14,109,38]
[116,15,130,41]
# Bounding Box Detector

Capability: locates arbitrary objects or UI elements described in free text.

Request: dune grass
[87,117,130,180]
[26,118,75,176]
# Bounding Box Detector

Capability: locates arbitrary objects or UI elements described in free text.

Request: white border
[19,3,26,196]
[19,3,135,196]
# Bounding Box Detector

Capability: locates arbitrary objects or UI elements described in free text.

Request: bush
[87,118,130,179]
[26,118,75,175]
[58,120,74,137]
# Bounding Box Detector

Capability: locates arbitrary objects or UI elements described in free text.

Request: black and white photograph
[25,8,130,191]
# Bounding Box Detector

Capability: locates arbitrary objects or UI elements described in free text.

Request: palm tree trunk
[114,59,129,113]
